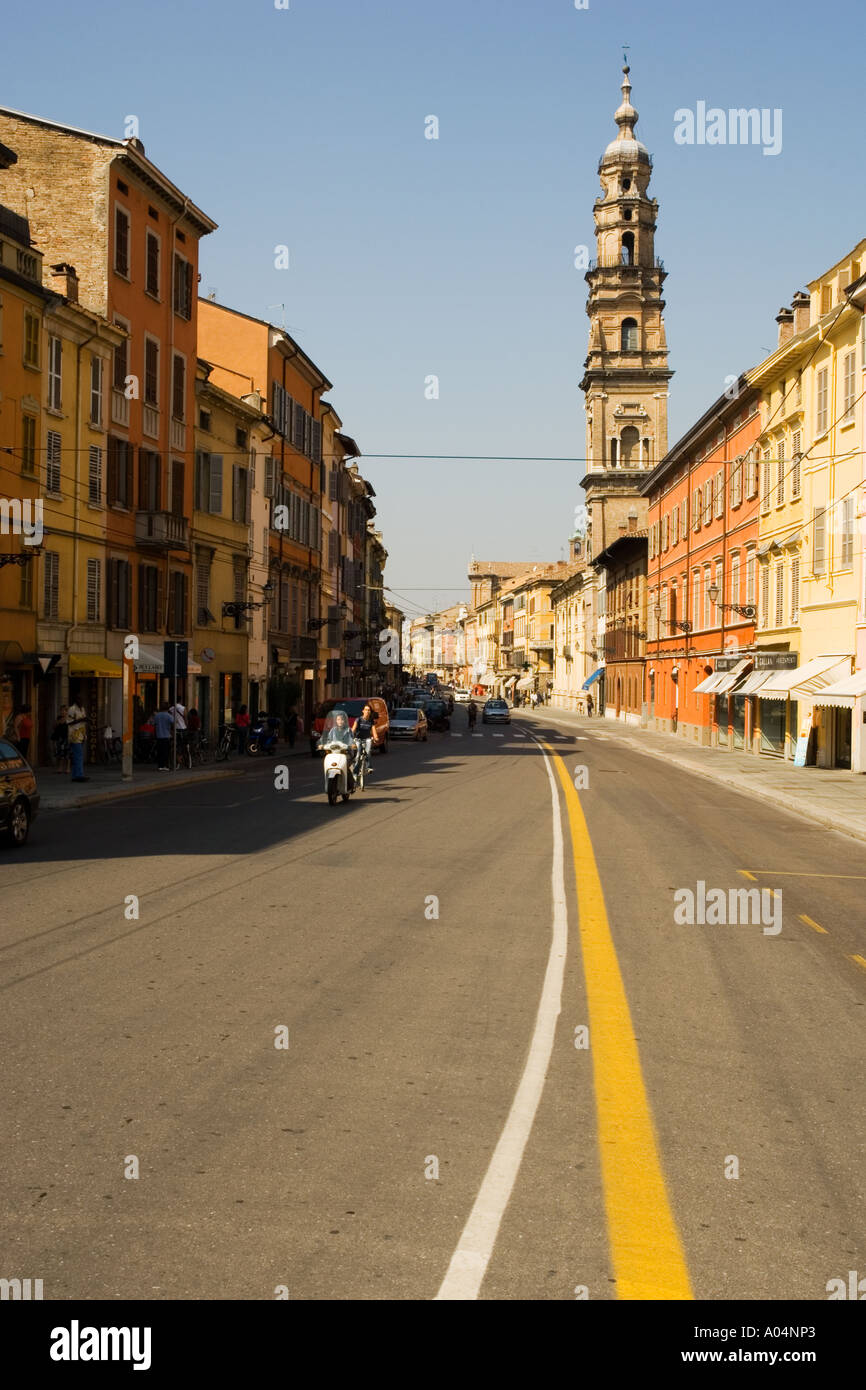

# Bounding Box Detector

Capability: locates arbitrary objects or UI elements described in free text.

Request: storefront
[813,671,866,773]
[68,653,123,765]
[755,653,849,761]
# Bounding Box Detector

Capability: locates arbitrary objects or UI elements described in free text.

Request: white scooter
[321,739,356,806]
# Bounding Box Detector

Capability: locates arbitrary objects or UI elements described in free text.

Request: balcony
[171,418,186,451]
[111,390,130,427]
[142,404,159,439]
[529,638,555,652]
[135,510,190,551]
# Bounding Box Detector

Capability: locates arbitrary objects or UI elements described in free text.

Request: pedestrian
[168,699,187,767]
[467,700,477,730]
[285,707,298,749]
[586,693,594,718]
[66,699,89,781]
[13,704,33,760]
[235,704,250,756]
[51,705,70,774]
[152,702,173,770]
[187,707,202,757]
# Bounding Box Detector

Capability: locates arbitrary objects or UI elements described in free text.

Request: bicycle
[353,742,370,792]
[189,732,212,765]
[215,723,236,761]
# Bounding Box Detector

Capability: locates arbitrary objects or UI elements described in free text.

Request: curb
[526,711,866,847]
[40,766,245,811]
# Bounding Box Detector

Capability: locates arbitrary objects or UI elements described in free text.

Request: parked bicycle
[215,723,237,761]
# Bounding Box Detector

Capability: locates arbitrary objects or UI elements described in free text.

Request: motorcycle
[321,739,356,805]
[248,714,280,755]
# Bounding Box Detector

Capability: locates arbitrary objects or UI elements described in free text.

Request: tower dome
[601,65,650,166]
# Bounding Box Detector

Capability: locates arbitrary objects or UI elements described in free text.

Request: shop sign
[755,652,798,669]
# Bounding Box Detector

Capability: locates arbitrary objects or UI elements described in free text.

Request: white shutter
[88,445,103,504]
[209,455,223,514]
[86,557,101,622]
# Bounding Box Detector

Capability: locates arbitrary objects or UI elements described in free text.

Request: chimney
[50,263,78,303]
[775,306,794,346]
[791,290,810,334]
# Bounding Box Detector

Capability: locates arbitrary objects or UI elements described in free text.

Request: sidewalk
[38,741,314,811]
[527,707,866,845]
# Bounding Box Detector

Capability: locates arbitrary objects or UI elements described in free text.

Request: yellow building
[748,240,865,767]
[190,364,271,737]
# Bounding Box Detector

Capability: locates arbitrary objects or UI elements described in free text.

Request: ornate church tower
[580,65,672,558]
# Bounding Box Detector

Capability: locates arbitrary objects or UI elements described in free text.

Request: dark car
[425,699,451,731]
[482,699,511,724]
[0,737,40,846]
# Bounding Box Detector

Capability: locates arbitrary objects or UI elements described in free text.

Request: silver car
[389,707,428,741]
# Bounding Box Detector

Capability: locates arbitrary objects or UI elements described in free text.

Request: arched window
[609,437,618,468]
[620,425,640,467]
[621,317,638,351]
[621,232,634,264]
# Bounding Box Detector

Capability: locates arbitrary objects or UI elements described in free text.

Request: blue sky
[7,0,863,620]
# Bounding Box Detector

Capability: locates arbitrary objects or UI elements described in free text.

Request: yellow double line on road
[551,745,693,1300]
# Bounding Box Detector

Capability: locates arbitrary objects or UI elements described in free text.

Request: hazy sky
[8,0,863,622]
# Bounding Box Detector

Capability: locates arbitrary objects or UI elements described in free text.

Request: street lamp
[653,601,692,634]
[222,578,274,620]
[707,582,756,621]
[308,600,347,633]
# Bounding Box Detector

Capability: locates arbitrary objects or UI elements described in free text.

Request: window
[170,459,185,516]
[714,561,723,618]
[730,552,740,606]
[761,565,770,627]
[841,496,854,567]
[43,550,59,619]
[703,566,711,628]
[714,468,724,518]
[86,558,101,623]
[620,317,638,351]
[107,435,133,507]
[88,444,103,504]
[48,336,62,409]
[235,426,248,449]
[195,451,223,514]
[791,430,801,498]
[232,464,251,523]
[760,450,771,511]
[168,570,188,634]
[790,557,800,622]
[774,564,784,628]
[108,559,133,629]
[19,553,32,608]
[691,570,700,628]
[671,506,679,547]
[144,338,159,406]
[115,205,130,276]
[21,415,37,475]
[90,355,103,426]
[746,550,756,606]
[746,448,759,500]
[24,311,40,366]
[173,254,193,319]
[813,506,826,575]
[195,554,212,626]
[139,563,160,632]
[113,317,129,391]
[199,409,211,431]
[45,430,61,493]
[146,231,160,297]
[692,486,701,530]
[681,496,688,533]
[703,479,712,525]
[620,425,640,466]
[842,351,856,421]
[171,353,185,420]
[138,449,161,511]
[775,439,785,506]
[816,367,829,435]
[730,458,743,508]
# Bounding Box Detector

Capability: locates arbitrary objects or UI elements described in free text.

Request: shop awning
[515,675,534,690]
[714,658,753,694]
[761,655,850,700]
[503,675,517,687]
[0,639,25,668]
[69,653,122,678]
[737,670,772,696]
[477,673,496,687]
[694,671,729,694]
[134,644,202,675]
[582,668,604,690]
[812,670,866,709]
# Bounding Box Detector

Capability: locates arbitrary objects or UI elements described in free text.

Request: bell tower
[580,64,672,559]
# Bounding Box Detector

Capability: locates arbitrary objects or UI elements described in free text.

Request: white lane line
[451,733,463,738]
[435,732,568,1301]
[493,733,504,738]
[472,733,483,739]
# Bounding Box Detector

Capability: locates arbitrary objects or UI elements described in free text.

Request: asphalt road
[1,708,864,1300]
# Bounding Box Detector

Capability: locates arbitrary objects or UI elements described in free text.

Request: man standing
[169,700,187,767]
[586,693,594,718]
[153,702,174,771]
[66,699,89,782]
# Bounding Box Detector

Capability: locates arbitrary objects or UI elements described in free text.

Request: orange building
[643,379,763,747]
[0,107,217,727]
[197,300,329,721]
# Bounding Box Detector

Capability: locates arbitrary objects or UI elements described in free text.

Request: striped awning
[812,670,866,709]
[761,655,850,700]
[737,670,772,696]
[713,658,753,694]
[694,671,729,694]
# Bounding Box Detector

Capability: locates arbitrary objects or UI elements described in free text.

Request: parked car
[328,696,391,753]
[425,699,451,731]
[390,707,428,741]
[482,698,511,724]
[0,737,40,846]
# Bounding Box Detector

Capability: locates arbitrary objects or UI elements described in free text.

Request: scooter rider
[318,710,357,787]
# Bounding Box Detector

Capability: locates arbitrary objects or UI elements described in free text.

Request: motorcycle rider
[318,710,357,788]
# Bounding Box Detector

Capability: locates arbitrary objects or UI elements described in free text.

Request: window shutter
[790,558,800,621]
[171,460,185,517]
[761,566,770,626]
[293,402,305,450]
[88,445,103,504]
[813,507,826,574]
[46,430,61,493]
[232,464,241,521]
[209,454,223,513]
[86,558,100,622]
[124,440,133,508]
[244,469,251,524]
